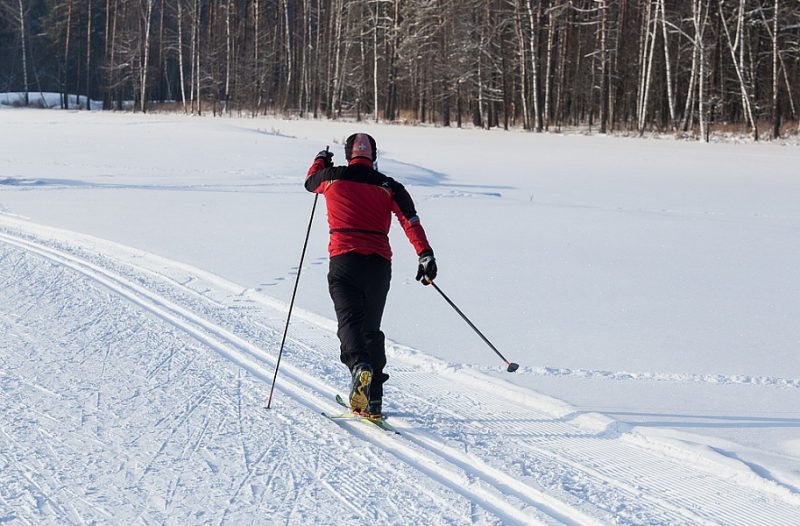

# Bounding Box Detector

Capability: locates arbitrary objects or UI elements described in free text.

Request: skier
[305,133,437,419]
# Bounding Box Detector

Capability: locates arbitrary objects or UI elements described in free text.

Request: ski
[322,394,399,434]
[321,411,400,434]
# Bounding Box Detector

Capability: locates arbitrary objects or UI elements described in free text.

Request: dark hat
[345,133,377,161]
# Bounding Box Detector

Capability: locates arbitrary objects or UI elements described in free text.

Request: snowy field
[1,107,799,524]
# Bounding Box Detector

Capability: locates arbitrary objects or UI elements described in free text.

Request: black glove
[415,251,437,285]
[315,149,333,168]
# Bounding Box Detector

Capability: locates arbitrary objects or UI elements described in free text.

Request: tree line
[1,0,798,140]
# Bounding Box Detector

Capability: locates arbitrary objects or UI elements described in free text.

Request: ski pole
[267,148,326,408]
[427,280,519,372]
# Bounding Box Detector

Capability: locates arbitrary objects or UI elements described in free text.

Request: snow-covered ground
[1,108,799,524]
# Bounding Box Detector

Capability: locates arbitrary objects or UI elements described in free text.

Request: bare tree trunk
[190,0,197,113]
[553,13,567,130]
[636,0,648,130]
[156,0,165,104]
[176,0,187,111]
[513,0,529,129]
[85,0,92,109]
[195,0,201,115]
[699,2,707,141]
[385,0,400,120]
[718,0,758,140]
[298,0,309,116]
[63,0,74,109]
[599,0,608,134]
[103,0,115,109]
[372,0,379,122]
[253,0,261,115]
[682,0,700,133]
[224,0,232,113]
[771,0,780,139]
[140,0,155,113]
[477,12,487,129]
[609,0,625,131]
[658,0,676,130]
[572,12,583,126]
[544,0,557,131]
[16,0,30,105]
[281,0,292,111]
[758,1,795,124]
[74,3,82,109]
[525,0,542,132]
[691,0,711,141]
[638,0,656,135]
[329,0,344,118]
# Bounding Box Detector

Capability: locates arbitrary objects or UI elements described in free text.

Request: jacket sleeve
[390,179,433,256]
[304,158,330,193]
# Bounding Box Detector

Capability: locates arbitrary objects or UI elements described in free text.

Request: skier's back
[305,133,437,418]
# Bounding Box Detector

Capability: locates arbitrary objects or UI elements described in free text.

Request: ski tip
[506,362,520,373]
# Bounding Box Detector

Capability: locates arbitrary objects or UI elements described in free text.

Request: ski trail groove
[0,229,573,525]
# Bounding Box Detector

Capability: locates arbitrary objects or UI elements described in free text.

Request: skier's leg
[362,256,391,403]
[328,255,370,370]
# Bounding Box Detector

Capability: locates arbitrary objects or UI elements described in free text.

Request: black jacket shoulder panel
[308,165,416,219]
[315,164,393,188]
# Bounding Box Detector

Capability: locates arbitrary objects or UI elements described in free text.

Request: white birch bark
[718,0,758,140]
[658,0,676,130]
[371,1,378,122]
[757,0,795,121]
[282,0,292,111]
[224,0,232,114]
[176,0,187,111]
[681,1,700,133]
[772,0,779,138]
[639,1,658,135]
[63,0,74,109]
[513,0,529,129]
[85,0,92,108]
[330,0,344,118]
[140,0,155,113]
[195,0,201,114]
[544,1,557,131]
[525,0,542,132]
[698,6,706,141]
[253,0,261,114]
[599,0,608,134]
[16,0,29,105]
[636,0,649,128]
[189,0,197,111]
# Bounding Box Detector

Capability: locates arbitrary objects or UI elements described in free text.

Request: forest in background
[1,0,799,141]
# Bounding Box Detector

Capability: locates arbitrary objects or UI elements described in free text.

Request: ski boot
[366,399,383,420]
[348,363,373,414]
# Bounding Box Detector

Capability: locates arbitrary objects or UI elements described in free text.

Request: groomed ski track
[1,215,798,525]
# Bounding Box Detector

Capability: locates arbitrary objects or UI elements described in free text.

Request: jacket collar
[348,157,374,169]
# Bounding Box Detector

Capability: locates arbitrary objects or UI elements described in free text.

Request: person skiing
[305,133,437,419]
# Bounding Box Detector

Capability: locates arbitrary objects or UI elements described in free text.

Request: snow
[1,107,799,524]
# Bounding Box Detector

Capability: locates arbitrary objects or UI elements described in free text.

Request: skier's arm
[305,151,333,193]
[390,180,432,256]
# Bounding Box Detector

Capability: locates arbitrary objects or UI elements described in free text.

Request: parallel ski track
[2,224,799,526]
[0,228,591,526]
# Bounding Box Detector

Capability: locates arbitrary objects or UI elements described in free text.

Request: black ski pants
[328,252,391,401]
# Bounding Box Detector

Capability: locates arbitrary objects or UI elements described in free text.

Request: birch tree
[2,0,798,138]
[718,0,758,140]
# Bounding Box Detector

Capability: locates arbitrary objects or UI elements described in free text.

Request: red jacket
[305,157,432,260]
